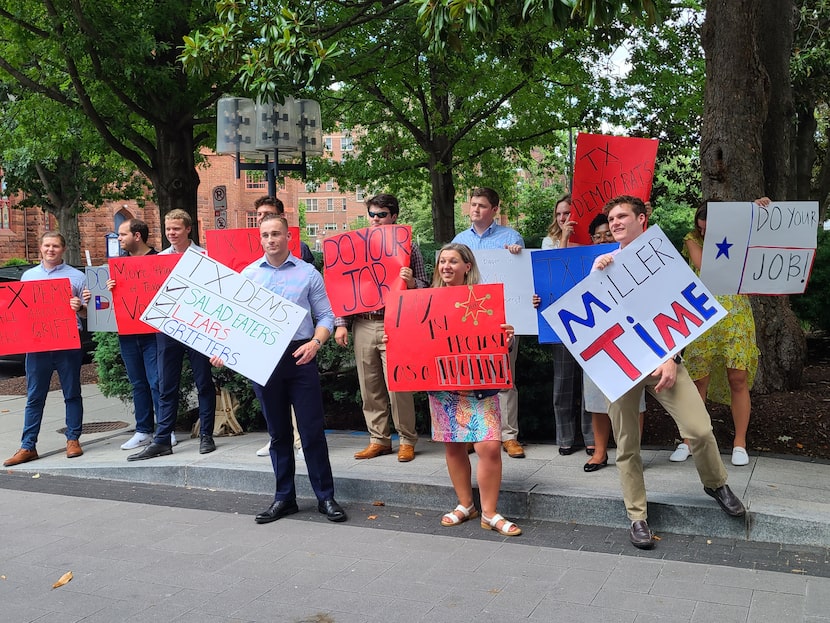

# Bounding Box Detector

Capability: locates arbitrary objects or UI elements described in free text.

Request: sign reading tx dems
[699,201,819,295]
[385,284,511,392]
[140,248,307,385]
[542,226,726,403]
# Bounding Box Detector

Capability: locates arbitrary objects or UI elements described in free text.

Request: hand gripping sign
[699,201,819,295]
[385,284,512,392]
[542,226,726,403]
[140,248,307,385]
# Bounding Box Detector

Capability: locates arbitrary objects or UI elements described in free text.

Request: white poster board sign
[140,248,307,385]
[542,226,727,402]
[700,201,818,295]
[473,249,537,335]
[85,265,118,332]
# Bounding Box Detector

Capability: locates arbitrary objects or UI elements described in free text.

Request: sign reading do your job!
[140,248,307,385]
[542,226,726,403]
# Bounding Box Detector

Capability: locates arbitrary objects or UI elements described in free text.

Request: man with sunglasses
[334,194,429,462]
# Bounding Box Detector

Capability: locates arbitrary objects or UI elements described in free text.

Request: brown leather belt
[357,311,385,321]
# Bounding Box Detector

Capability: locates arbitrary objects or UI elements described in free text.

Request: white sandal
[441,503,479,527]
[481,513,522,536]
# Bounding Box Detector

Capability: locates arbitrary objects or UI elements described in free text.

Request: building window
[245,170,267,190]
[325,179,334,192]
[341,199,347,211]
[1,198,10,229]
[326,198,334,212]
[355,186,365,202]
[307,224,319,237]
[343,223,348,230]
[307,199,318,212]
[324,136,332,152]
[340,134,354,152]
[324,222,338,231]
[246,212,258,228]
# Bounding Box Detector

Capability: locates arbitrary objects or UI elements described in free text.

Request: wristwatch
[672,354,683,364]
[311,338,322,347]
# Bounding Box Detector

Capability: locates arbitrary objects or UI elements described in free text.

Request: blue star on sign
[715,236,733,259]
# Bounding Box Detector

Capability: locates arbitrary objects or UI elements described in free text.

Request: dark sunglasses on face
[368,211,390,219]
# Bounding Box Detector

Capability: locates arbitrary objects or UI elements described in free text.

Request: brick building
[0,130,369,265]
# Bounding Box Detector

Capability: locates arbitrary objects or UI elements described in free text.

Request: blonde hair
[546,193,572,239]
[431,243,481,288]
[164,209,192,227]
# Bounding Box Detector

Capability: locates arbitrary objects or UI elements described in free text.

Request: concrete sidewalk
[2,384,829,548]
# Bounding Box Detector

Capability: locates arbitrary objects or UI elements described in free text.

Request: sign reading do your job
[699,201,818,295]
[140,248,307,385]
[542,226,726,403]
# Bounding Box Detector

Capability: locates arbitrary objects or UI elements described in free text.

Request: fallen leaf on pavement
[32,474,40,479]
[367,515,378,520]
[52,571,73,589]
[372,501,385,506]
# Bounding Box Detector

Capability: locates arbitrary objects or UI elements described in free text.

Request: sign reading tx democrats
[474,249,537,335]
[0,278,80,356]
[206,227,302,272]
[323,224,410,316]
[85,265,117,332]
[542,226,726,403]
[109,254,180,335]
[699,201,818,295]
[532,244,618,343]
[140,248,307,385]
[570,133,658,245]
[385,284,511,392]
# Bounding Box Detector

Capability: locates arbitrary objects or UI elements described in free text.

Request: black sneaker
[199,435,216,454]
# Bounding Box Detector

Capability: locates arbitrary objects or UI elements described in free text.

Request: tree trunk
[430,153,457,243]
[152,122,202,248]
[701,0,805,393]
[55,205,82,267]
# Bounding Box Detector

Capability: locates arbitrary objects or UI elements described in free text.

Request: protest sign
[474,248,537,335]
[699,201,819,295]
[542,226,726,402]
[140,248,307,385]
[0,278,80,355]
[206,226,302,272]
[385,284,511,392]
[532,244,618,343]
[569,133,659,245]
[323,224,410,316]
[85,265,117,332]
[109,254,180,335]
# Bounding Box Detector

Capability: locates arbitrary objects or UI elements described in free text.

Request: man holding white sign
[554,196,745,550]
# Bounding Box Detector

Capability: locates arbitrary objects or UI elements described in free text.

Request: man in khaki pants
[592,195,746,550]
[334,194,429,462]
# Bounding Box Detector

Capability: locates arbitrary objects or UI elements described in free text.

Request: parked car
[0,263,96,363]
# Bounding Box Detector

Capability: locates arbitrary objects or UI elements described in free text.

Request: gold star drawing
[455,285,493,326]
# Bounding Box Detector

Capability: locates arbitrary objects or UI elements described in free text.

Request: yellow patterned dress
[682,231,759,405]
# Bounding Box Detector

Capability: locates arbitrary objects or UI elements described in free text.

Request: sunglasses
[368,210,390,219]
[592,232,615,241]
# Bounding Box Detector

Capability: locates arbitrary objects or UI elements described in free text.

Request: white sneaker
[731,446,749,466]
[170,432,178,447]
[256,441,271,457]
[295,447,304,461]
[121,432,151,450]
[669,443,691,462]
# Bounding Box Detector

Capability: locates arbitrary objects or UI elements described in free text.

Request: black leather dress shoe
[318,499,347,522]
[127,442,173,461]
[255,499,299,524]
[629,520,655,549]
[199,435,216,454]
[558,446,580,456]
[704,485,746,517]
[583,453,608,472]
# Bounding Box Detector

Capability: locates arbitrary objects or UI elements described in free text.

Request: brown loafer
[3,448,39,467]
[397,444,415,462]
[354,443,393,460]
[502,439,525,458]
[66,439,83,459]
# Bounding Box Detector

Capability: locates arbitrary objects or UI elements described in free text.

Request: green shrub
[791,229,830,332]
[2,257,32,267]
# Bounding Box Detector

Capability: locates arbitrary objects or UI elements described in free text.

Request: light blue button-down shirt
[452,222,524,250]
[22,261,86,328]
[242,254,334,340]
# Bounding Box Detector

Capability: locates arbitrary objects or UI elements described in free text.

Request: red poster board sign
[322,225,410,316]
[108,254,180,334]
[570,133,659,245]
[385,284,512,392]
[206,227,301,272]
[0,278,80,355]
